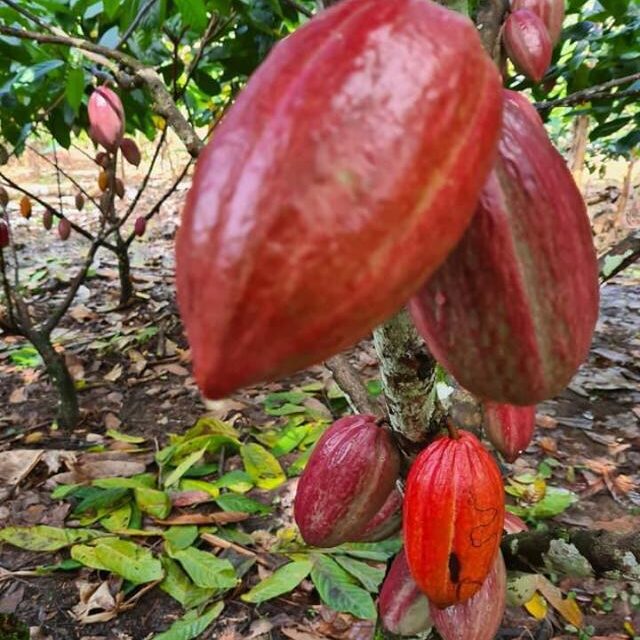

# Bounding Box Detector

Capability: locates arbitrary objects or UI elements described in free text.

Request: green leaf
[135,487,172,519]
[288,447,313,476]
[164,447,207,488]
[241,559,313,603]
[174,0,208,31]
[51,483,82,499]
[93,538,164,584]
[334,556,385,593]
[164,526,199,552]
[152,602,224,640]
[528,488,577,519]
[215,493,272,515]
[214,470,254,493]
[160,556,215,609]
[100,503,133,532]
[271,424,310,457]
[73,487,130,515]
[93,474,156,490]
[71,544,111,572]
[65,67,84,112]
[310,555,376,620]
[0,526,106,551]
[180,479,220,498]
[333,538,403,561]
[172,547,237,590]
[241,443,286,490]
[106,429,146,444]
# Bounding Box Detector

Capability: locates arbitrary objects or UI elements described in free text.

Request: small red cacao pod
[353,487,403,542]
[134,216,147,238]
[20,196,32,219]
[58,218,71,241]
[75,192,85,211]
[0,186,8,208]
[294,415,400,548]
[42,208,54,231]
[88,86,125,151]
[404,430,504,608]
[120,137,141,167]
[504,512,528,534]
[95,151,110,168]
[511,0,564,45]
[379,550,432,636]
[504,9,552,82]
[0,220,9,248]
[115,178,125,199]
[410,91,599,405]
[175,0,503,399]
[431,551,507,640]
[484,402,535,462]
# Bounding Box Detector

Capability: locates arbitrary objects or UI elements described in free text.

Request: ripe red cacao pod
[354,487,402,542]
[75,192,85,211]
[42,208,54,231]
[88,86,124,151]
[504,9,552,82]
[134,216,147,238]
[379,550,432,636]
[511,0,564,45]
[58,218,71,241]
[0,220,8,248]
[294,415,400,548]
[175,0,502,399]
[410,91,599,406]
[20,196,32,219]
[0,186,8,208]
[431,551,506,640]
[120,137,141,167]
[404,430,504,607]
[484,402,535,462]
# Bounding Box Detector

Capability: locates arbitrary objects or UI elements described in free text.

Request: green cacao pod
[294,415,400,548]
[484,402,535,462]
[410,91,599,406]
[175,0,502,399]
[379,550,432,636]
[404,430,504,607]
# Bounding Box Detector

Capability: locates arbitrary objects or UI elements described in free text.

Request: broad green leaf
[164,526,199,552]
[288,447,313,476]
[215,493,271,515]
[93,474,156,490]
[101,503,133,532]
[106,429,146,444]
[241,559,313,603]
[214,470,254,493]
[271,424,310,457]
[0,526,106,551]
[334,556,385,593]
[173,547,237,590]
[73,487,130,515]
[71,544,111,571]
[333,538,403,561]
[135,487,172,519]
[160,556,215,609]
[527,488,577,519]
[65,67,84,112]
[94,538,164,584]
[174,0,207,31]
[310,555,376,620]
[180,479,220,498]
[164,447,207,488]
[152,602,224,640]
[241,443,285,490]
[51,483,82,499]
[37,559,84,573]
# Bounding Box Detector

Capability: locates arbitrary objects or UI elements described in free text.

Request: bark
[116,239,134,306]
[569,115,589,191]
[616,157,636,228]
[325,354,382,417]
[598,229,640,282]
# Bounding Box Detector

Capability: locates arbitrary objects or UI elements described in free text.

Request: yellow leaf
[535,575,583,628]
[524,592,548,620]
[623,620,636,636]
[152,115,166,131]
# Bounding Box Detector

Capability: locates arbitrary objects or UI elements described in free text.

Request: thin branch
[282,0,313,17]
[180,13,220,97]
[325,354,382,417]
[52,142,63,218]
[116,0,159,50]
[0,0,53,32]
[599,230,640,283]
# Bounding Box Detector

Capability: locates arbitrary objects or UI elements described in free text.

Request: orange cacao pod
[42,209,54,231]
[354,487,403,542]
[404,430,504,607]
[410,91,599,405]
[88,86,124,151]
[504,9,552,82]
[0,186,8,208]
[431,551,506,640]
[98,170,109,192]
[75,192,85,211]
[379,550,432,636]
[115,178,125,199]
[0,220,8,248]
[511,0,564,45]
[58,218,71,241]
[484,402,535,462]
[20,196,32,219]
[120,137,141,167]
[294,415,400,548]
[134,216,147,237]
[175,0,503,399]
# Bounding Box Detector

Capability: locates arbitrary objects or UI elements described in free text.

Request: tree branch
[325,354,382,417]
[599,230,640,282]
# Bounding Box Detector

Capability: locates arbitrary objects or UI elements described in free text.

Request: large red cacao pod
[504,9,552,82]
[511,0,565,45]
[379,550,432,636]
[403,430,504,607]
[484,402,535,462]
[354,487,403,542]
[431,551,506,640]
[410,91,599,406]
[88,86,124,151]
[294,415,400,548]
[175,0,502,399]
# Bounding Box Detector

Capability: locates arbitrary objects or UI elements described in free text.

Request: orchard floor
[0,148,639,639]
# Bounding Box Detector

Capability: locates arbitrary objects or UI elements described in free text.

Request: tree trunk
[29,331,79,429]
[115,234,134,306]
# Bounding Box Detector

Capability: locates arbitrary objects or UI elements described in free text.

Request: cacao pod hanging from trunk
[88,86,125,152]
[503,9,552,82]
[410,90,599,406]
[175,0,502,399]
[511,0,565,45]
[379,549,432,636]
[431,551,507,640]
[294,415,400,548]
[484,402,536,462]
[0,220,8,248]
[354,487,403,542]
[403,430,504,607]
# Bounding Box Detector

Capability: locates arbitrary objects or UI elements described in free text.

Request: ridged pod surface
[175,0,502,399]
[431,551,506,640]
[354,488,403,542]
[404,431,504,607]
[511,0,565,45]
[379,550,432,636]
[410,91,599,405]
[88,86,124,151]
[294,415,400,548]
[0,220,8,248]
[504,9,552,82]
[484,402,536,462]
[58,218,71,241]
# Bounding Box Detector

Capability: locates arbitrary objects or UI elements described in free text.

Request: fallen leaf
[155,512,249,526]
[155,362,190,377]
[535,575,583,627]
[281,629,322,640]
[71,580,123,625]
[0,450,43,485]
[535,415,558,430]
[104,365,123,382]
[104,413,122,430]
[524,592,548,620]
[9,387,28,404]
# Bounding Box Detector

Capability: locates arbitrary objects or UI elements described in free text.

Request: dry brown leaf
[104,413,121,430]
[535,575,583,628]
[538,437,558,455]
[8,387,28,404]
[203,398,248,419]
[170,490,213,507]
[536,414,558,430]
[593,515,640,533]
[69,305,96,322]
[155,512,249,525]
[0,450,43,485]
[104,364,123,382]
[71,581,122,626]
[154,362,190,377]
[24,431,45,445]
[281,629,323,640]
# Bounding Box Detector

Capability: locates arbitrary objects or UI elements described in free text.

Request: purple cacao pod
[354,487,403,542]
[88,86,125,151]
[42,209,54,231]
[511,0,565,45]
[504,9,552,82]
[134,216,147,238]
[58,218,71,241]
[0,220,8,248]
[484,402,536,462]
[294,415,400,547]
[120,137,141,167]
